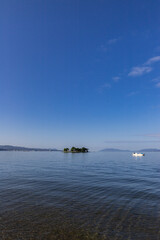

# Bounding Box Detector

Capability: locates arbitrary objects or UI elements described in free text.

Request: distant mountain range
[138,148,160,152]
[100,148,130,152]
[100,148,160,152]
[0,145,59,151]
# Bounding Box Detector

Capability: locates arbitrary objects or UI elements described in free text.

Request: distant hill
[0,145,59,151]
[100,148,130,152]
[138,148,160,152]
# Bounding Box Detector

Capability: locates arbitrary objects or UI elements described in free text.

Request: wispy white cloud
[99,37,121,52]
[152,76,160,82]
[127,91,139,97]
[145,56,160,65]
[112,76,120,82]
[99,44,108,52]
[128,55,160,77]
[128,66,152,76]
[155,82,160,88]
[151,77,160,88]
[98,83,111,93]
[103,83,111,88]
[107,37,120,45]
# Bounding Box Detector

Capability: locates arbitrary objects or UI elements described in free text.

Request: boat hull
[132,153,145,157]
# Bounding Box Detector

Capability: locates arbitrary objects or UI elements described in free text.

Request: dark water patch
[0,207,106,240]
[0,206,159,240]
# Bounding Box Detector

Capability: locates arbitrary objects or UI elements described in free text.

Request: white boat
[132,153,145,157]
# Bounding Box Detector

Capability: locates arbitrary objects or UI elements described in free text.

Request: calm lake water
[0,151,159,240]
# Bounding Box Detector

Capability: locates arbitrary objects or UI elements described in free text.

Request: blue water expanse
[0,151,159,239]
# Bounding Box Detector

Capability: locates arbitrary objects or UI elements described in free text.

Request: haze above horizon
[0,0,160,150]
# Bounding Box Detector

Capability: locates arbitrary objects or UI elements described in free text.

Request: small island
[63,147,88,153]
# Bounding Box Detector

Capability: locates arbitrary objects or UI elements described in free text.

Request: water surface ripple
[0,151,159,239]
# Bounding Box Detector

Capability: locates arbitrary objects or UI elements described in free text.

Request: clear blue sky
[0,0,160,150]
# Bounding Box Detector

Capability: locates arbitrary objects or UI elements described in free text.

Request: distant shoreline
[0,145,59,152]
[0,145,160,152]
[0,149,60,152]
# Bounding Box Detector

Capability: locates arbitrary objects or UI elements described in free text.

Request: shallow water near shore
[0,151,160,239]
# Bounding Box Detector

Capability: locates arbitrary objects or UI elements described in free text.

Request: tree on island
[81,147,88,152]
[64,147,88,153]
[71,147,76,152]
[64,148,69,152]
